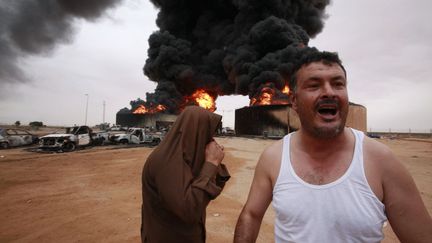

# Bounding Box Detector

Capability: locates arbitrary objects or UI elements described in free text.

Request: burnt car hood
[41,134,73,138]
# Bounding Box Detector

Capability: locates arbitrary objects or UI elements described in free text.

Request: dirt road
[0,137,431,242]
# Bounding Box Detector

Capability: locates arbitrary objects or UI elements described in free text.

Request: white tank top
[273,129,387,243]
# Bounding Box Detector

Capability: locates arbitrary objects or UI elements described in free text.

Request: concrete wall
[368,132,432,139]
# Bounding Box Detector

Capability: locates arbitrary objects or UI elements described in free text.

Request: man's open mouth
[317,107,337,116]
[316,100,339,118]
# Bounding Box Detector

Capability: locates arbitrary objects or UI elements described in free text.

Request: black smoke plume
[0,0,123,90]
[142,0,331,112]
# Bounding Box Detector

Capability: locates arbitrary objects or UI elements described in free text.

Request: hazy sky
[0,0,431,132]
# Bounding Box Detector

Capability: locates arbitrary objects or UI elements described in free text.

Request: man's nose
[321,82,336,97]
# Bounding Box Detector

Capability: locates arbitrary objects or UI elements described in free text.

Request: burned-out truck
[109,127,162,146]
[38,126,108,152]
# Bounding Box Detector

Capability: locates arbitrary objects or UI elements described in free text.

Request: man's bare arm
[234,144,279,242]
[369,140,432,242]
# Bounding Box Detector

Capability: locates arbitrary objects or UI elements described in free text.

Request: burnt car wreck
[38,126,108,152]
[0,128,39,149]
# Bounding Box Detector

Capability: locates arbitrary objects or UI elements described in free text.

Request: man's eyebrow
[305,74,345,80]
[331,75,346,81]
[304,76,322,82]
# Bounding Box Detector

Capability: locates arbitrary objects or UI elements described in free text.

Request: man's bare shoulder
[363,136,398,167]
[260,139,283,163]
[363,135,409,188]
[257,139,284,184]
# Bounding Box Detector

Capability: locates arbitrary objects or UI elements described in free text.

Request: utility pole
[84,94,89,125]
[103,100,106,124]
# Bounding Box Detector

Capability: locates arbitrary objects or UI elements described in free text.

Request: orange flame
[250,87,274,106]
[133,105,148,114]
[250,83,291,106]
[191,89,216,112]
[282,84,290,94]
[133,104,166,114]
[260,91,272,105]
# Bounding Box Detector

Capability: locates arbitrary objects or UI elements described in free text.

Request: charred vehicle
[109,127,162,146]
[221,127,235,136]
[0,128,39,149]
[38,126,107,152]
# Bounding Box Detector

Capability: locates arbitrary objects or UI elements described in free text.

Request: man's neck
[295,127,351,159]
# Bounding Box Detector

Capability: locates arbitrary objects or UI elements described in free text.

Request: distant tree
[96,122,110,131]
[14,121,20,127]
[29,121,44,127]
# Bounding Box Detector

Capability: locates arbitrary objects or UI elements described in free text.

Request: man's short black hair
[289,47,346,92]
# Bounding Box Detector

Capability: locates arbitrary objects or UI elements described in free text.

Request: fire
[282,84,290,94]
[133,105,148,114]
[258,90,272,105]
[133,104,166,114]
[131,89,216,115]
[191,89,216,112]
[250,83,290,106]
[250,87,274,106]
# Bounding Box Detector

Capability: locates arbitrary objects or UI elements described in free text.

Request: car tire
[0,142,9,149]
[62,142,76,152]
[119,139,128,145]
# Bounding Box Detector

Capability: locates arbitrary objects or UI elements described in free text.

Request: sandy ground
[0,136,431,242]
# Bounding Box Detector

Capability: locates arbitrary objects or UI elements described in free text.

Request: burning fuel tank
[235,103,366,137]
[116,109,177,129]
[235,104,296,138]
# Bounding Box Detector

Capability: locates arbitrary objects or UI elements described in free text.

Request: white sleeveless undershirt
[272,128,387,243]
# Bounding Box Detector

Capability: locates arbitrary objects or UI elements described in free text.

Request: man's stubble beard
[298,105,348,139]
[311,120,346,139]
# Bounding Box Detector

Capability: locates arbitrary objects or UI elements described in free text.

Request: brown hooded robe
[141,106,230,243]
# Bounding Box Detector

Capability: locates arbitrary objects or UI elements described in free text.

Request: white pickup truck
[38,126,108,152]
[109,127,162,146]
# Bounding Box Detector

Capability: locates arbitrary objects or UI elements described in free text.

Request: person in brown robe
[141,105,230,243]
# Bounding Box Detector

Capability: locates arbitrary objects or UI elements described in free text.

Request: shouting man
[234,48,432,243]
